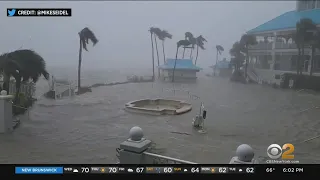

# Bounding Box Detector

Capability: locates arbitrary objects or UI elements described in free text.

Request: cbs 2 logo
[267,144,294,159]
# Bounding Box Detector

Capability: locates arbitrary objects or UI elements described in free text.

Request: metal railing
[116,142,197,164]
[143,152,197,164]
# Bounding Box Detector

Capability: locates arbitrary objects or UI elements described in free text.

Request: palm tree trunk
[150,32,155,80]
[162,40,166,64]
[195,45,199,65]
[154,35,160,78]
[301,44,305,75]
[310,46,315,76]
[77,38,82,92]
[190,48,193,59]
[297,46,301,75]
[182,47,186,59]
[2,73,10,93]
[244,47,248,78]
[14,77,21,104]
[172,46,179,82]
[214,50,218,76]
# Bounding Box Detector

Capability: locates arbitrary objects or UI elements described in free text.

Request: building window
[310,0,316,9]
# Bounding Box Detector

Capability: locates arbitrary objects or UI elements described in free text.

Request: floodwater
[0,68,320,164]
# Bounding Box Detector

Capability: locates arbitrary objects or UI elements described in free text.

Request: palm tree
[213,45,224,76]
[194,35,207,65]
[157,30,172,64]
[229,42,245,71]
[149,27,162,78]
[295,18,318,75]
[172,40,191,82]
[189,37,197,59]
[306,29,320,76]
[288,32,302,75]
[240,34,257,77]
[0,49,49,102]
[149,28,156,80]
[78,27,98,94]
[183,32,194,59]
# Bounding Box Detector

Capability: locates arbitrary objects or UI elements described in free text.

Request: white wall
[162,70,197,78]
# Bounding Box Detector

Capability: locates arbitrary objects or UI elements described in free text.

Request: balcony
[249,42,298,50]
[275,42,297,49]
[249,42,272,50]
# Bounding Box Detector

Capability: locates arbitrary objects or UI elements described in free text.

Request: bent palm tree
[214,45,224,76]
[229,42,245,71]
[150,27,162,78]
[172,40,191,82]
[195,35,207,65]
[295,18,317,75]
[240,34,257,77]
[0,49,49,102]
[78,27,98,94]
[158,30,172,64]
[183,32,194,58]
[149,28,156,80]
[189,37,197,59]
[306,29,320,76]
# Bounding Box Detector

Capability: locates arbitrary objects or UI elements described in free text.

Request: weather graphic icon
[7,9,16,16]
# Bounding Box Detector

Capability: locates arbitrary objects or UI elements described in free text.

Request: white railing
[48,78,76,99]
[143,152,197,164]
[275,42,297,49]
[250,42,298,50]
[250,43,272,50]
[0,81,35,97]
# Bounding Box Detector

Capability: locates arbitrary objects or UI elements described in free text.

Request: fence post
[118,126,151,164]
[0,90,14,133]
[229,144,259,164]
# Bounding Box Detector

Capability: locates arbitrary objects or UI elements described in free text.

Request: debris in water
[296,106,319,114]
[170,131,191,136]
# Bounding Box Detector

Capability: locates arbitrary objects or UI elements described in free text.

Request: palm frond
[79,27,99,51]
[177,40,191,48]
[161,30,172,39]
[240,34,257,47]
[0,49,49,82]
[198,44,205,50]
[196,35,207,50]
[185,32,194,40]
[216,45,224,52]
[149,27,162,37]
[157,30,172,41]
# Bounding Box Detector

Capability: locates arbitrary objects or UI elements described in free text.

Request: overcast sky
[1,1,295,70]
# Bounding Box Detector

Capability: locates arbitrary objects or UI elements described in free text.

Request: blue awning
[158,59,202,71]
[247,8,320,34]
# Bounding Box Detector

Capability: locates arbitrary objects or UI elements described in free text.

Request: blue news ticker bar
[15,167,63,174]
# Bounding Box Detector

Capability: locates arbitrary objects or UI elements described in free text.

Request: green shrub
[280,73,320,91]
[12,93,36,116]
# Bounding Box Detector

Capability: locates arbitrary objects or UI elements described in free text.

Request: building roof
[158,59,202,71]
[210,60,231,69]
[247,8,320,34]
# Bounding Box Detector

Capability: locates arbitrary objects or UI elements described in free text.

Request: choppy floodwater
[0,68,320,164]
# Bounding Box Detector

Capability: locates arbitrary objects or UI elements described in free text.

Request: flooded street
[1,71,320,164]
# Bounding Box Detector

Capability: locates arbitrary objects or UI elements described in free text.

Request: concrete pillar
[118,126,151,164]
[271,32,277,70]
[229,144,259,164]
[0,90,14,133]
